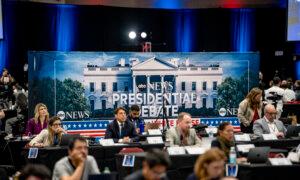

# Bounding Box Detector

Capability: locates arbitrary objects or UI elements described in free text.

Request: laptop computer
[285,125,300,138]
[247,147,270,164]
[60,134,81,146]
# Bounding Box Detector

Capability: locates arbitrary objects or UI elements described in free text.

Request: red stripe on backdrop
[68,132,105,136]
[67,130,106,133]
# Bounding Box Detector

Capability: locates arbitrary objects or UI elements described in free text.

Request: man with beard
[127,105,145,134]
[166,112,201,146]
[52,137,100,180]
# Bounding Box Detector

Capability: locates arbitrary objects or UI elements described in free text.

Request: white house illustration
[83,57,223,111]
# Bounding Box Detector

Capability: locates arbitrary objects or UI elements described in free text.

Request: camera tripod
[155,87,170,134]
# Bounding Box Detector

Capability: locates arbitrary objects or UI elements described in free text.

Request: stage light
[141,32,147,39]
[128,31,136,39]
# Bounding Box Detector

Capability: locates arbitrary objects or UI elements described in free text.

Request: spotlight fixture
[141,32,147,39]
[128,31,136,39]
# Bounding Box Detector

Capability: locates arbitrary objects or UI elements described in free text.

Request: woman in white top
[29,116,66,147]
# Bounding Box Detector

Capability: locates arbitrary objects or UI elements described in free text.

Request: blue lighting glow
[296,61,300,80]
[296,42,300,54]
[0,41,7,71]
[175,10,195,52]
[0,2,12,71]
[296,43,300,79]
[154,0,183,9]
[55,5,77,51]
[231,9,255,52]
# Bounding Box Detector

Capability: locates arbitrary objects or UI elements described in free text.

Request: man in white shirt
[52,137,100,180]
[281,80,296,102]
[253,104,286,138]
[265,77,285,118]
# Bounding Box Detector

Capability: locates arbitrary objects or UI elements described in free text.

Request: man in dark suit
[105,107,139,143]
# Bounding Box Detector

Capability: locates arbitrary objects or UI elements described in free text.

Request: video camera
[266,91,283,108]
[11,114,26,138]
[267,91,283,101]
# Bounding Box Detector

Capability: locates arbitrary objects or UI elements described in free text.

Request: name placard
[234,134,251,142]
[262,134,278,140]
[147,136,164,144]
[236,144,255,153]
[99,139,115,146]
[122,155,135,167]
[269,158,292,166]
[28,148,39,159]
[167,147,186,155]
[185,146,206,155]
[148,129,162,135]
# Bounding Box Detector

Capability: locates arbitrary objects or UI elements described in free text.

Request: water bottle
[229,147,237,164]
[208,126,214,138]
[103,167,110,174]
[139,120,144,134]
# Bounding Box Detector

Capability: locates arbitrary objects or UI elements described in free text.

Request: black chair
[60,134,81,146]
[285,125,300,138]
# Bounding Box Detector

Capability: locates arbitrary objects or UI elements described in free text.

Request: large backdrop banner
[29,52,259,136]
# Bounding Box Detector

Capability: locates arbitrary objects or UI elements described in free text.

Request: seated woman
[211,122,234,159]
[187,148,226,180]
[25,103,49,136]
[29,116,66,147]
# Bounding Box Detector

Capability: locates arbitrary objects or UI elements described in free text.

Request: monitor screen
[287,0,300,41]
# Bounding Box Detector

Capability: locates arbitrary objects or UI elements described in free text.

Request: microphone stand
[155,85,170,135]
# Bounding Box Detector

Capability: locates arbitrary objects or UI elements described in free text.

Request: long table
[238,164,300,180]
[23,142,164,171]
[115,153,198,180]
[235,138,300,150]
[6,137,300,180]
[0,139,29,170]
[116,153,300,180]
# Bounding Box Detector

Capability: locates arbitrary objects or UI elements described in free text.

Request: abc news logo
[57,111,89,120]
[218,108,237,117]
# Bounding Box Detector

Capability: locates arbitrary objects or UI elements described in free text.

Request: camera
[266,92,283,108]
[11,114,26,137]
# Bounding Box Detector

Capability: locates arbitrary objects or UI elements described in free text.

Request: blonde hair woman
[25,103,49,136]
[238,87,263,133]
[187,148,226,180]
[29,116,65,147]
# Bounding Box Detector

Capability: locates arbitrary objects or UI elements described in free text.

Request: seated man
[124,149,171,180]
[18,164,51,180]
[52,137,100,180]
[105,107,139,143]
[127,105,145,134]
[253,104,286,138]
[166,112,201,146]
